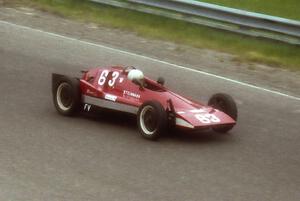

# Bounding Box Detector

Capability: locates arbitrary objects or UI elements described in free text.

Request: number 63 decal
[195,113,220,124]
[98,70,120,87]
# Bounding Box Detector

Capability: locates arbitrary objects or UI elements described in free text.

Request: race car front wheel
[208,93,237,133]
[137,101,167,140]
[52,74,81,116]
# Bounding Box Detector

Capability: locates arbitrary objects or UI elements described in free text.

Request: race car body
[52,66,237,140]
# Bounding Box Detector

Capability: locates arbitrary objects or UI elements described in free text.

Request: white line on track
[1,20,299,101]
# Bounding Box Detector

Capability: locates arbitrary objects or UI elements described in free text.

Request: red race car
[52,66,237,140]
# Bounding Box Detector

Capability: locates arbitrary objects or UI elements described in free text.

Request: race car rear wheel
[137,101,167,140]
[208,93,237,133]
[53,75,81,116]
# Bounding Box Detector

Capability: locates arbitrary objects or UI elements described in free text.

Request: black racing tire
[52,75,81,116]
[208,93,237,133]
[137,101,167,140]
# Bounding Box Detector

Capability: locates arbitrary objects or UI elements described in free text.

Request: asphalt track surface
[1,21,300,201]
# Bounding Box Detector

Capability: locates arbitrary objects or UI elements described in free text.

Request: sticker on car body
[104,94,117,101]
[98,70,120,87]
[123,90,140,99]
[195,113,220,124]
[84,104,92,112]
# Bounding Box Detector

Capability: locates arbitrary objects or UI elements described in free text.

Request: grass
[198,0,300,20]
[5,0,300,70]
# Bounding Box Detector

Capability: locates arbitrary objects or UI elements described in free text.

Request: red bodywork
[79,66,236,129]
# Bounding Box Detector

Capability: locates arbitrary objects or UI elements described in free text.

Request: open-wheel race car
[52,66,237,140]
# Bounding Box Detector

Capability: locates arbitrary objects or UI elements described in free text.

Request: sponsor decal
[84,104,92,112]
[123,90,140,99]
[104,94,117,101]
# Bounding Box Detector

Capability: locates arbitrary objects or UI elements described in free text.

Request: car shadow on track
[80,108,137,130]
[166,129,234,144]
[78,108,234,143]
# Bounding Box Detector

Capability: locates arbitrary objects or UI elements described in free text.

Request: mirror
[157,77,165,86]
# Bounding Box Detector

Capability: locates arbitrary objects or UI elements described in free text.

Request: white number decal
[98,70,109,85]
[98,70,120,87]
[108,71,120,87]
[195,114,220,124]
[210,114,221,123]
[195,114,210,124]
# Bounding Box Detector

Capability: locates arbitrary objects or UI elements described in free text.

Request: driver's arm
[133,79,146,89]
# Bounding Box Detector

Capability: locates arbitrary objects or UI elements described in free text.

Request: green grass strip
[7,0,300,70]
[198,0,300,21]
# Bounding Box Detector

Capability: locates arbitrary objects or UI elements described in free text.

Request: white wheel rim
[56,82,72,111]
[140,105,157,135]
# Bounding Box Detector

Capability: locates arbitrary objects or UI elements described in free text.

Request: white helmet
[127,69,144,81]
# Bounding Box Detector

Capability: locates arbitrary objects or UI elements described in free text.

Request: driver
[127,69,145,87]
